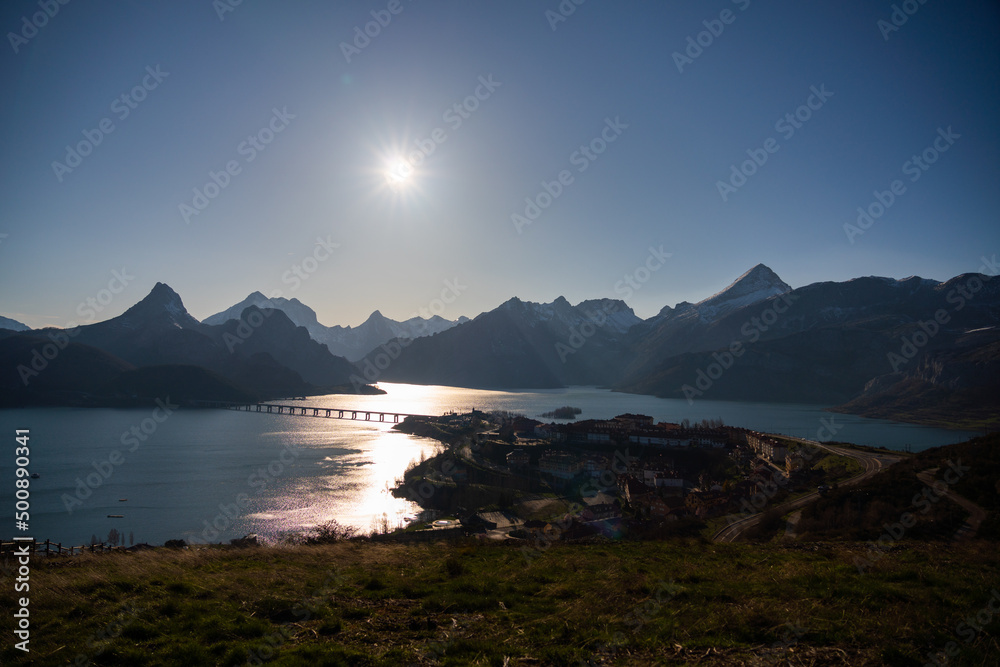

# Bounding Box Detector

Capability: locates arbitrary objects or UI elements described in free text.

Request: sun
[384,158,415,188]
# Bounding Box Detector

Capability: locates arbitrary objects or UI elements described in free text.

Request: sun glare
[384,158,414,188]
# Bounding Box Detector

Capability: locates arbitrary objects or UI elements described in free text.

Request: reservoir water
[0,383,973,547]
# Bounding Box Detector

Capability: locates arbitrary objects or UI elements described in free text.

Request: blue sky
[1,0,997,329]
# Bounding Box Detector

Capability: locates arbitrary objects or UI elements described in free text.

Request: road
[712,436,902,543]
[916,468,987,539]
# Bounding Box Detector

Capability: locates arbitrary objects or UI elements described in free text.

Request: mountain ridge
[202,292,467,360]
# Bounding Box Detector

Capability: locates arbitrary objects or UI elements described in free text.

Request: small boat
[107,514,124,518]
[119,498,127,502]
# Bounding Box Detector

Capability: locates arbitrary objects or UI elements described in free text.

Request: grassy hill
[798,433,1000,541]
[2,539,998,666]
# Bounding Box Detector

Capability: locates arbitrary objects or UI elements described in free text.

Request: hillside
[1,540,997,665]
[797,432,1000,541]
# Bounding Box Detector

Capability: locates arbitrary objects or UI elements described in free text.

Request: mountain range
[0,315,30,331]
[2,265,998,428]
[202,292,468,361]
[0,284,367,406]
[361,264,1000,429]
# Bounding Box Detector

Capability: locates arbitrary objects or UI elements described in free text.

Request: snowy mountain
[203,292,322,330]
[0,316,30,332]
[202,293,467,361]
[693,263,792,322]
[495,296,641,334]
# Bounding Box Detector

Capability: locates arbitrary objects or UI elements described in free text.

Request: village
[390,410,857,544]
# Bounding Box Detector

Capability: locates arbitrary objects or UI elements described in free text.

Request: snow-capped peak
[694,264,792,322]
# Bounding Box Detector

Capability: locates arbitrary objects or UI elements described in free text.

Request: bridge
[223,402,431,423]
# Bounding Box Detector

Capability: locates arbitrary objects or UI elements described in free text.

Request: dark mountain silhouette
[362,296,640,388]
[0,334,134,405]
[615,272,1000,425]
[0,315,30,332]
[357,266,999,427]
[206,305,357,388]
[100,365,255,404]
[203,292,467,360]
[0,283,366,406]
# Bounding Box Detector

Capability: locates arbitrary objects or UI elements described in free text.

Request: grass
[810,452,863,481]
[2,539,999,665]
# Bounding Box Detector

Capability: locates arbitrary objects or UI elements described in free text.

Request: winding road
[712,436,902,542]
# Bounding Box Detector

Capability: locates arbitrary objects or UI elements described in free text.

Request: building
[584,455,611,478]
[614,413,655,429]
[506,449,530,470]
[746,431,788,465]
[620,475,651,505]
[685,491,730,519]
[538,451,584,479]
[653,475,685,497]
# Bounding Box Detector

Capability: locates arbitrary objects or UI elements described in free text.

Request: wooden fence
[0,539,124,557]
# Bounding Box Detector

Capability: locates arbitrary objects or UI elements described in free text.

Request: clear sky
[1,0,997,329]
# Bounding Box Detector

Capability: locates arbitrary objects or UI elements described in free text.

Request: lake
[0,383,973,547]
